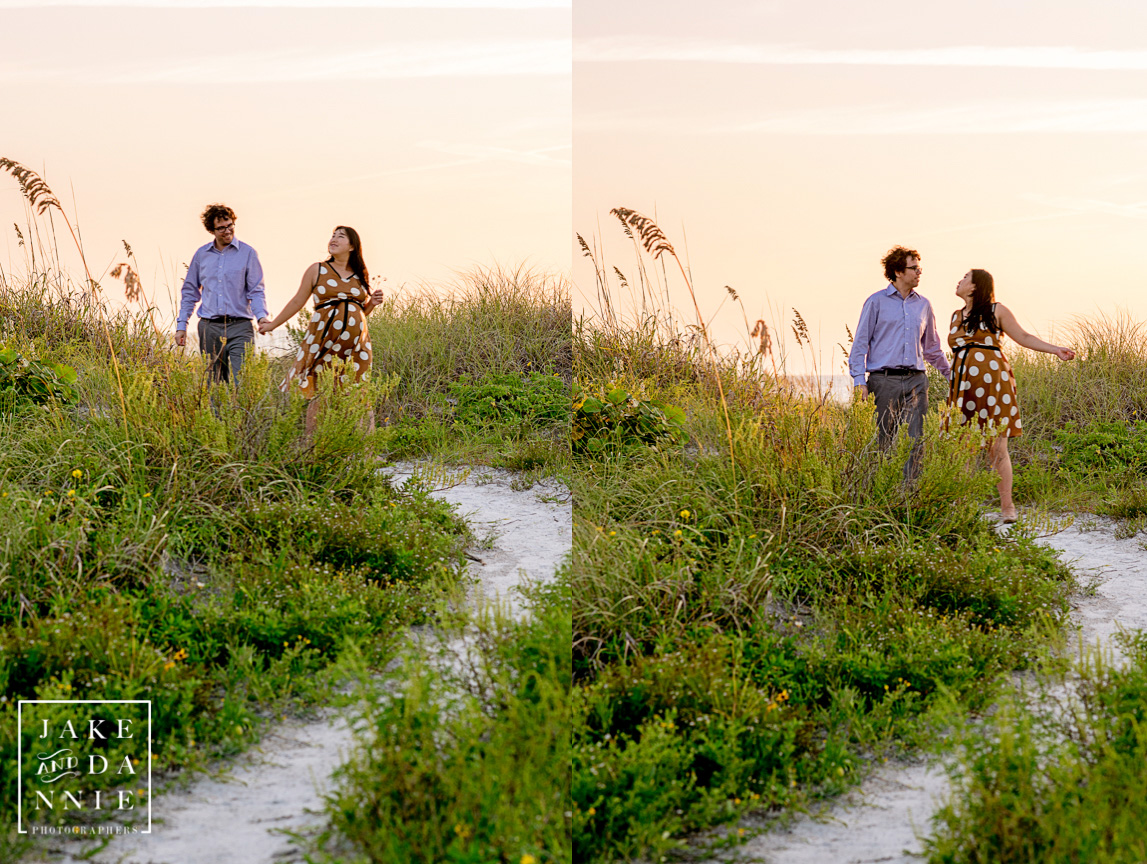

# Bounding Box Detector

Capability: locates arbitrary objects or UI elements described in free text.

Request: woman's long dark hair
[963,269,998,335]
[326,226,370,290]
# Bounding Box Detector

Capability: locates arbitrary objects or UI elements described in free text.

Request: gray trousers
[868,370,928,482]
[198,317,255,384]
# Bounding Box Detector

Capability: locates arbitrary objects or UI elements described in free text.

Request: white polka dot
[993,405,1001,414]
[957,398,964,409]
[305,334,314,343]
[296,348,304,360]
[975,387,985,397]
[969,366,979,376]
[1003,394,1011,404]
[333,320,343,330]
[987,396,996,406]
[309,344,319,354]
[984,335,993,345]
[324,340,333,349]
[1016,418,1022,428]
[348,317,357,327]
[359,351,369,360]
[950,326,958,334]
[319,266,327,274]
[974,352,984,361]
[1010,405,1017,415]
[327,279,338,287]
[338,293,347,300]
[341,332,351,340]
[979,409,988,418]
[984,373,992,383]
[311,312,321,323]
[956,338,966,346]
[351,287,361,296]
[1001,371,1009,381]
[989,360,999,370]
[354,362,360,371]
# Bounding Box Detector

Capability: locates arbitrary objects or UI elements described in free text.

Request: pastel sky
[575,0,1147,375]
[1,0,570,337]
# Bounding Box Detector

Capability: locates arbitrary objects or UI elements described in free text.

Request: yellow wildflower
[72,469,83,479]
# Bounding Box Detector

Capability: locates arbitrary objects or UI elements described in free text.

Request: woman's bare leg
[990,434,1016,519]
[305,397,321,437]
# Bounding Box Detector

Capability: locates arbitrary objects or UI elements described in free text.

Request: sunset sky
[575,0,1147,375]
[0,0,570,341]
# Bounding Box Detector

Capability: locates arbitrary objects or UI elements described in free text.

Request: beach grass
[568,209,1145,862]
[0,193,571,861]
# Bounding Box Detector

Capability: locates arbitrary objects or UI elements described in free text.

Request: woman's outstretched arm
[259,263,319,333]
[995,303,1076,361]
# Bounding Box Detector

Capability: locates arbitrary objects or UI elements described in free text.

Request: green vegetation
[312,577,571,864]
[0,169,571,861]
[364,265,571,470]
[926,634,1147,863]
[568,210,1142,862]
[0,275,468,858]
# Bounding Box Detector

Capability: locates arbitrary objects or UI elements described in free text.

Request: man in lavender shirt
[174,203,270,384]
[848,246,952,481]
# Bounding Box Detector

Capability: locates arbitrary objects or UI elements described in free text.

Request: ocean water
[784,373,855,403]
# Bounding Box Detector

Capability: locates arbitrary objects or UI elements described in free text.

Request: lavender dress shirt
[848,285,952,386]
[176,238,269,331]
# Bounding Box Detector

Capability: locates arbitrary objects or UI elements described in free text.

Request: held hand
[174,330,186,347]
[854,385,869,401]
[258,320,275,335]
[1055,346,1076,361]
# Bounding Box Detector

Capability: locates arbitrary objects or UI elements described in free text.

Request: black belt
[871,367,922,377]
[202,315,251,324]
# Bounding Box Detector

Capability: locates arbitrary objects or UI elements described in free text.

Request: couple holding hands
[849,245,1076,524]
[175,203,385,431]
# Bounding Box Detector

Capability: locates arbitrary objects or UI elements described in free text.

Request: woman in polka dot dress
[944,268,1074,523]
[259,226,385,433]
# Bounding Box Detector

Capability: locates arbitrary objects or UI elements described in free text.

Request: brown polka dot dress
[282,262,372,399]
[944,305,1022,438]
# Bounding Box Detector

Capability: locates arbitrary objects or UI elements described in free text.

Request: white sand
[697,516,1147,864]
[26,463,571,864]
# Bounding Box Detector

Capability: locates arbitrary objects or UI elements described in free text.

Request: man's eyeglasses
[213,223,235,233]
[904,265,922,273]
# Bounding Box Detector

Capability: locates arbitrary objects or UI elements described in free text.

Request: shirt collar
[885,283,918,300]
[209,238,239,253]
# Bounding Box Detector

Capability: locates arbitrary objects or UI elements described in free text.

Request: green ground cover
[0,249,571,861]
[571,210,1144,862]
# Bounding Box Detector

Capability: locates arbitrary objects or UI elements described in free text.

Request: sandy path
[698,517,1147,864]
[27,464,572,864]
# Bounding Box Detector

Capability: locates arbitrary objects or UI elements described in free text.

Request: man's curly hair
[881,246,920,283]
[201,203,237,233]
